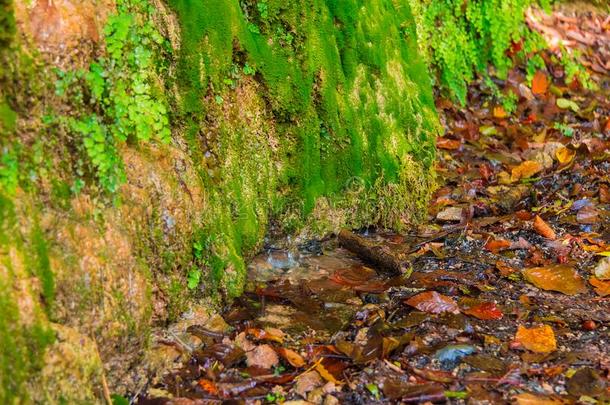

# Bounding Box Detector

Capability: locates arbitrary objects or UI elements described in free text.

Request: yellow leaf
[522,265,587,295]
[515,325,557,353]
[511,161,543,182]
[315,362,341,384]
[589,277,610,297]
[555,146,575,164]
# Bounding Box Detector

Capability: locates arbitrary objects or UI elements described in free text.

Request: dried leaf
[522,265,586,295]
[511,161,543,182]
[533,215,556,240]
[436,138,461,150]
[485,239,511,253]
[246,344,279,369]
[514,393,565,404]
[531,71,549,95]
[555,146,575,164]
[198,379,219,396]
[277,347,306,368]
[294,370,322,397]
[589,277,610,297]
[515,325,557,353]
[436,206,463,222]
[594,257,610,280]
[405,291,459,314]
[246,327,285,344]
[315,362,341,384]
[496,260,517,277]
[463,302,504,320]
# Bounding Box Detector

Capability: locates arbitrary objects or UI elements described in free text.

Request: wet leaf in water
[532,71,549,95]
[511,161,543,182]
[405,291,459,314]
[533,215,556,240]
[277,347,306,368]
[522,265,586,295]
[513,393,566,404]
[589,277,610,297]
[565,367,606,397]
[515,325,557,353]
[435,344,476,364]
[463,302,503,320]
[594,257,610,280]
[485,239,511,253]
[411,367,455,383]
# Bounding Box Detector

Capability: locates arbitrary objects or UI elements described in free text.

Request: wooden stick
[338,229,408,275]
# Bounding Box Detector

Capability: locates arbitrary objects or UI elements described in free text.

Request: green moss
[0,195,55,403]
[0,0,15,49]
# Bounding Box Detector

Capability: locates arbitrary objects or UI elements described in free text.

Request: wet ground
[137,6,610,405]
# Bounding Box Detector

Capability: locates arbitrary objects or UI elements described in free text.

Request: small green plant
[553,122,574,137]
[265,392,285,403]
[0,146,18,195]
[257,1,268,20]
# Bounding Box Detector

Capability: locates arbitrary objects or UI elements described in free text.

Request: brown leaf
[511,161,543,182]
[533,215,556,240]
[463,302,504,320]
[600,184,610,203]
[245,344,279,369]
[515,325,557,353]
[294,370,322,397]
[531,71,549,96]
[513,392,565,404]
[522,265,586,295]
[576,205,599,224]
[496,260,517,277]
[315,361,341,384]
[485,238,511,253]
[277,347,306,368]
[436,137,461,150]
[405,291,459,314]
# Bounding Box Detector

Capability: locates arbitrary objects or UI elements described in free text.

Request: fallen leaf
[198,379,219,396]
[556,98,579,112]
[513,393,565,404]
[294,370,322,397]
[576,205,599,224]
[515,325,557,353]
[566,367,606,397]
[555,146,575,164]
[435,344,475,363]
[589,277,610,297]
[594,257,610,280]
[315,362,341,384]
[405,291,459,314]
[246,344,279,369]
[531,71,549,95]
[277,347,306,368]
[511,161,543,182]
[463,302,504,320]
[533,215,556,240]
[600,184,610,203]
[436,138,461,150]
[493,106,507,118]
[522,265,586,295]
[246,327,285,344]
[496,261,517,277]
[436,206,463,222]
[485,239,511,253]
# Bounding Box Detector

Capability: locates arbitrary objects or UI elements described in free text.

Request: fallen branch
[338,229,409,275]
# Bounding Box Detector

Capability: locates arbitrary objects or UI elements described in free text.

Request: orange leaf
[277,347,306,368]
[515,325,557,353]
[511,161,543,182]
[522,265,587,295]
[555,146,575,164]
[485,239,511,253]
[463,302,503,320]
[533,215,556,240]
[405,291,459,314]
[198,378,219,396]
[589,277,610,297]
[436,138,461,150]
[496,260,517,277]
[531,71,549,95]
[514,392,564,404]
[493,106,507,118]
[315,362,340,384]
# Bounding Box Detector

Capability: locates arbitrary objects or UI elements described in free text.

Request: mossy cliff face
[0,0,437,401]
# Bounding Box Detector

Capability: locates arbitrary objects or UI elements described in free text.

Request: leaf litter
[138,5,610,405]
